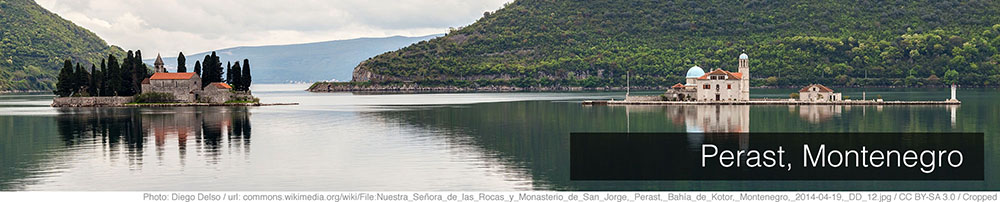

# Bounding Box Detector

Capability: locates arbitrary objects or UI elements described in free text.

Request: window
[703,85,710,89]
[727,84,731,89]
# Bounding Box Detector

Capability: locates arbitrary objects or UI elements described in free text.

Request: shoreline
[307,83,991,93]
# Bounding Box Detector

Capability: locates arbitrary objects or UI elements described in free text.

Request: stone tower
[154,54,166,73]
[738,53,750,101]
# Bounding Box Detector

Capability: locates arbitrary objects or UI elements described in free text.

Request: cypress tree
[201,54,212,87]
[177,52,187,73]
[131,50,145,94]
[226,61,233,85]
[88,64,98,96]
[230,61,242,89]
[107,54,122,96]
[73,63,89,96]
[120,51,135,96]
[95,61,105,96]
[194,60,202,75]
[241,59,251,91]
[201,51,223,87]
[55,59,74,97]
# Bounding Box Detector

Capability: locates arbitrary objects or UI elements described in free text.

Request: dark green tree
[241,59,252,91]
[54,59,74,97]
[230,61,242,89]
[226,61,233,85]
[201,52,224,87]
[88,64,98,96]
[194,60,202,75]
[177,52,187,73]
[94,62,105,96]
[120,50,136,95]
[73,63,89,96]
[130,50,147,94]
[106,54,122,96]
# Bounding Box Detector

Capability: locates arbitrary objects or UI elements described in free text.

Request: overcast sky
[36,0,512,59]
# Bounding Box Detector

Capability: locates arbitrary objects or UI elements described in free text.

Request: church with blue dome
[665,53,751,101]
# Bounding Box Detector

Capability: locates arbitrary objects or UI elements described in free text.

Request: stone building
[798,84,842,101]
[665,53,751,101]
[202,82,234,103]
[141,72,201,102]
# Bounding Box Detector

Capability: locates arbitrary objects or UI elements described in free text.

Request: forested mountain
[146,35,441,83]
[0,0,124,91]
[350,0,1000,88]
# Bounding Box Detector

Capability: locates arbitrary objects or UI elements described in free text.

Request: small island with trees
[51,50,289,107]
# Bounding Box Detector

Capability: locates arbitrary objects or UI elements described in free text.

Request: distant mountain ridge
[146,34,442,83]
[0,0,124,91]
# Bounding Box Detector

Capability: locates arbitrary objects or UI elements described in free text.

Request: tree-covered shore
[339,0,1000,90]
[0,0,125,91]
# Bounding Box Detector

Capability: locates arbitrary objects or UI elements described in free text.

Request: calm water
[1,84,998,191]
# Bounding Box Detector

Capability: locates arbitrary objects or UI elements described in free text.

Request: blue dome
[686,66,706,78]
[739,53,749,60]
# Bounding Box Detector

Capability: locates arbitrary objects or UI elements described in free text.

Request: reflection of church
[657,105,750,133]
[55,107,252,166]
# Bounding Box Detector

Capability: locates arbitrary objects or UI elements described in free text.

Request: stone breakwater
[52,96,298,107]
[52,96,135,107]
[307,83,668,92]
[582,100,961,105]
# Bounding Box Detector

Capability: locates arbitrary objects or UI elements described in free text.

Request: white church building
[665,53,751,101]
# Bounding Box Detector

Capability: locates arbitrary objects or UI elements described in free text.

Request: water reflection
[366,99,989,190]
[55,107,252,167]
[792,105,843,123]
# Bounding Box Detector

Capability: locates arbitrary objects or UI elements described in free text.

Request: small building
[202,82,234,103]
[142,72,201,102]
[798,84,842,101]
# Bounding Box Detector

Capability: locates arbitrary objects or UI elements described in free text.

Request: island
[50,51,295,107]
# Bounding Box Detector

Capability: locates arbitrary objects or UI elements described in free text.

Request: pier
[582,100,960,106]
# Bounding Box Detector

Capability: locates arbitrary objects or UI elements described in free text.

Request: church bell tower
[738,53,750,101]
[154,54,166,73]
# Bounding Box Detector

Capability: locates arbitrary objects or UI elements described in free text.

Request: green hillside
[351,0,1000,88]
[0,0,124,91]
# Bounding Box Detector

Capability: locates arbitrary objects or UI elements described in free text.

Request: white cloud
[35,0,512,59]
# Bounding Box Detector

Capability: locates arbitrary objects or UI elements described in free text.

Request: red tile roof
[671,83,685,89]
[210,82,232,89]
[141,78,150,84]
[696,69,742,80]
[149,72,196,80]
[799,84,834,92]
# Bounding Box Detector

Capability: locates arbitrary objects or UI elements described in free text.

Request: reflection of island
[793,105,843,123]
[55,107,251,166]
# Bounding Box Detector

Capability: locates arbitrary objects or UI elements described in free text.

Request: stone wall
[624,95,664,101]
[52,96,135,107]
[141,78,200,102]
[200,89,234,103]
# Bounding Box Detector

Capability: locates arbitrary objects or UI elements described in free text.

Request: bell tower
[738,53,749,79]
[738,53,750,101]
[154,54,166,73]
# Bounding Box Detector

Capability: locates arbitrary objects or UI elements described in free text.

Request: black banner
[570,133,984,180]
